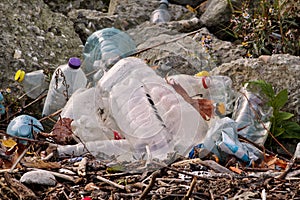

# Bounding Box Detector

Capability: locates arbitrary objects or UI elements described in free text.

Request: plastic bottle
[82,27,136,84]
[42,57,87,117]
[15,69,49,99]
[203,75,236,116]
[0,92,5,115]
[6,115,44,143]
[166,74,236,117]
[151,0,171,24]
[97,57,208,162]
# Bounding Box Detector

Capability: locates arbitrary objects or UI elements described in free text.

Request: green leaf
[273,89,288,109]
[280,121,300,139]
[247,80,275,99]
[274,127,285,137]
[275,111,294,123]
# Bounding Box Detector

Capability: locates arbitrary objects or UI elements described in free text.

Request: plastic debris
[6,114,44,143]
[14,69,49,99]
[151,0,171,24]
[82,27,136,84]
[232,83,272,145]
[0,92,5,115]
[42,57,87,117]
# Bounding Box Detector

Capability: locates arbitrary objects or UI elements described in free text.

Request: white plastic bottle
[15,69,49,99]
[151,0,171,24]
[42,57,87,117]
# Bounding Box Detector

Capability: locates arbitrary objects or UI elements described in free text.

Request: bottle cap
[68,57,81,69]
[15,70,26,82]
[195,70,210,77]
[18,125,32,138]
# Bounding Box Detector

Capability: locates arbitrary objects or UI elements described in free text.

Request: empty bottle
[82,27,136,84]
[6,115,44,143]
[0,92,5,115]
[151,0,171,24]
[15,69,49,99]
[42,57,87,117]
[166,75,236,117]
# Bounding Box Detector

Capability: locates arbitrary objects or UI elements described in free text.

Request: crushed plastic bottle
[15,69,49,99]
[96,57,208,162]
[42,57,87,117]
[0,92,5,115]
[60,87,115,142]
[82,27,136,84]
[189,117,263,165]
[232,83,272,146]
[151,0,171,24]
[6,115,44,143]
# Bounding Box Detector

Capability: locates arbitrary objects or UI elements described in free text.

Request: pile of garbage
[0,5,299,198]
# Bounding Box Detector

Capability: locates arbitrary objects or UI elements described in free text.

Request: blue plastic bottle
[6,115,44,142]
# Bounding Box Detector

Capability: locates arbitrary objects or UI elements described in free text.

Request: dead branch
[140,170,161,200]
[96,175,125,190]
[183,176,197,200]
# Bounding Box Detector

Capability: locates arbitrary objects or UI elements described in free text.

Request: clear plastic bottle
[6,114,44,143]
[97,57,208,162]
[204,76,236,116]
[166,74,236,117]
[42,57,87,117]
[82,27,136,84]
[151,0,171,24]
[15,69,49,99]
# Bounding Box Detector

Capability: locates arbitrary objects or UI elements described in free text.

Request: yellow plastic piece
[195,71,210,77]
[15,70,26,82]
[1,138,17,148]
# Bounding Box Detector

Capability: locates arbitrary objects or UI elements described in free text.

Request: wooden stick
[9,146,30,173]
[39,108,62,122]
[140,170,161,200]
[96,175,125,190]
[183,177,197,200]
[28,168,76,183]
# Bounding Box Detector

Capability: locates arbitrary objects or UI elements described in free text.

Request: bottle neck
[159,2,168,10]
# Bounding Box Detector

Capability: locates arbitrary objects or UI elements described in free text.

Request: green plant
[228,0,299,57]
[247,80,300,140]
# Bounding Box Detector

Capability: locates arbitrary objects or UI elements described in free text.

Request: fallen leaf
[229,166,243,174]
[51,117,76,145]
[166,78,214,120]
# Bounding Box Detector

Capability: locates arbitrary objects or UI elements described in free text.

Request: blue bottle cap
[68,57,81,69]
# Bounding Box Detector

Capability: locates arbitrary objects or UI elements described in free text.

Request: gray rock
[128,24,216,77]
[0,0,82,95]
[211,54,300,122]
[200,0,231,27]
[20,170,56,186]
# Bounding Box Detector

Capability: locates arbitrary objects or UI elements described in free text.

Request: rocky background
[0,0,299,146]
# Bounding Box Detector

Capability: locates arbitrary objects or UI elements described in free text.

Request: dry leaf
[229,166,243,174]
[51,117,76,145]
[166,78,214,120]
